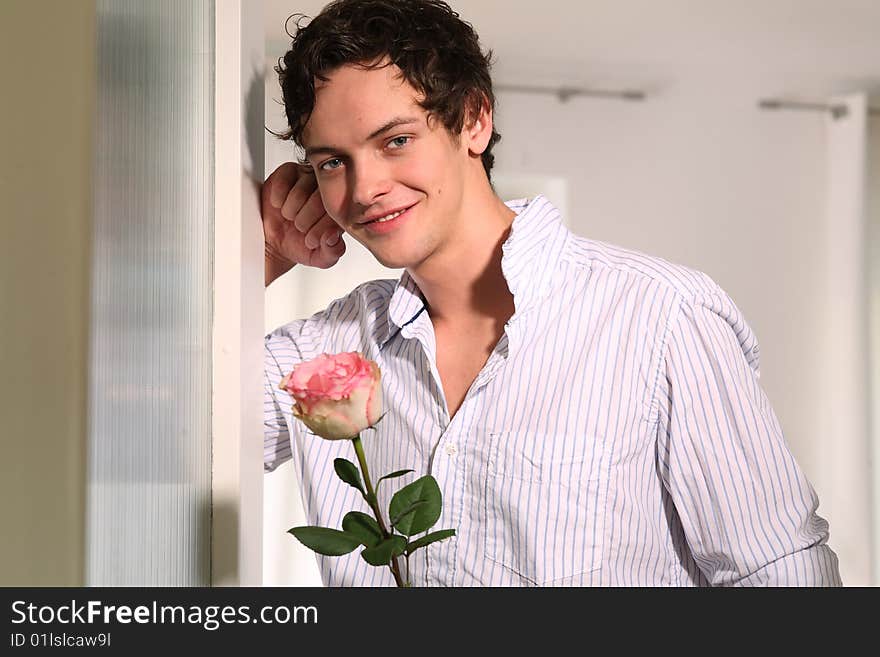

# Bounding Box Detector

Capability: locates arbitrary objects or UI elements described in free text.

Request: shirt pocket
[483,430,606,585]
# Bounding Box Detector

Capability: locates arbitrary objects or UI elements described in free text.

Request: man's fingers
[304,214,339,250]
[265,162,300,209]
[281,172,318,223]
[294,189,327,233]
[315,233,346,267]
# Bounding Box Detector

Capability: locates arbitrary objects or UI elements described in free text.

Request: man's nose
[350,161,391,207]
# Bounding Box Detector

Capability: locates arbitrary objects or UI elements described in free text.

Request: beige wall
[0,0,95,586]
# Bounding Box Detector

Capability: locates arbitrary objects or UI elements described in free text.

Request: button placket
[423,428,461,585]
[422,318,512,585]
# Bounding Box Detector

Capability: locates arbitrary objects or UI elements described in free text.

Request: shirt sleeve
[263,291,347,472]
[264,341,293,473]
[654,290,842,586]
[263,315,326,473]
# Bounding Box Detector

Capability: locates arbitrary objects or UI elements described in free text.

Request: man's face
[301,62,471,270]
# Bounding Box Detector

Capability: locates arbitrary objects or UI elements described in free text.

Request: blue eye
[388,136,410,149]
[320,158,343,171]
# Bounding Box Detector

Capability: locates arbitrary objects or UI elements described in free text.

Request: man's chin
[363,243,427,271]
[370,252,412,270]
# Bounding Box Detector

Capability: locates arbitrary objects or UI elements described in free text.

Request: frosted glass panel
[86,0,214,585]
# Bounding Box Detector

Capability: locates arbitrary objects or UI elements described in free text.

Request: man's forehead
[303,64,427,145]
[312,60,414,97]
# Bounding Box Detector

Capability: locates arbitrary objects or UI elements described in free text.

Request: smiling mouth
[361,204,416,225]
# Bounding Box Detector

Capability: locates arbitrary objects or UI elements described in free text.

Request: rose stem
[351,434,406,588]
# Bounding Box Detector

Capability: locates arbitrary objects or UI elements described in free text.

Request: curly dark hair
[275,0,502,179]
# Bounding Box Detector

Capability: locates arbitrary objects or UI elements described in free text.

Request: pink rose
[279,352,382,440]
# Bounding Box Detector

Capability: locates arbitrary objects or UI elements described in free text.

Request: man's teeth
[373,209,404,223]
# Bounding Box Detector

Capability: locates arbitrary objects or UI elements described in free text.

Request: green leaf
[388,475,442,537]
[406,529,456,555]
[390,500,428,529]
[342,511,383,547]
[360,535,407,567]
[287,526,361,556]
[334,458,365,497]
[376,469,415,492]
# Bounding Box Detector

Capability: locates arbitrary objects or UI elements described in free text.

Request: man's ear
[463,96,493,156]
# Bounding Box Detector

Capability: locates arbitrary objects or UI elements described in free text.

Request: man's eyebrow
[303,144,339,159]
[366,116,420,140]
[304,116,420,160]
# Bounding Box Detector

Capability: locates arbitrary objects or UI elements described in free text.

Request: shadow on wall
[209,495,241,585]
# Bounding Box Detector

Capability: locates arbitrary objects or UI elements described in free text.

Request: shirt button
[445,442,458,456]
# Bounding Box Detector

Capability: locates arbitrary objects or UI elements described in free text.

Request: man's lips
[357,203,417,225]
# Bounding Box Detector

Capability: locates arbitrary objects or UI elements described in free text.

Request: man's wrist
[265,249,295,287]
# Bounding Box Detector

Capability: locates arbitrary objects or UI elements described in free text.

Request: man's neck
[407,182,517,331]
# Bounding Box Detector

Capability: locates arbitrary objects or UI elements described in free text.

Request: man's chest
[369,306,661,478]
[432,323,502,422]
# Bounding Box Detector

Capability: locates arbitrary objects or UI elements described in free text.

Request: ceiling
[265,0,880,100]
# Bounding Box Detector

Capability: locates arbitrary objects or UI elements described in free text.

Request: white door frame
[212,0,265,586]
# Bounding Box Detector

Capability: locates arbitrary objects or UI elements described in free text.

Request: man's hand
[262,162,346,286]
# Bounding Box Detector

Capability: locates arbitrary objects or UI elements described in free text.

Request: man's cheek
[317,187,346,225]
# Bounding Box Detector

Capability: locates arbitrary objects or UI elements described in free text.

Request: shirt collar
[378,194,568,348]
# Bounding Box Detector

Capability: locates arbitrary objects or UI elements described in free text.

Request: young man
[262,0,841,586]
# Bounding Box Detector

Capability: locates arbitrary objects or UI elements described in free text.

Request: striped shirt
[264,195,842,586]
